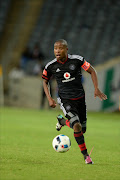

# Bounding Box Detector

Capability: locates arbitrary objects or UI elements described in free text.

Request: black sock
[74,131,88,156]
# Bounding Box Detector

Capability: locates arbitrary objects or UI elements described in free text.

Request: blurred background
[0,0,120,112]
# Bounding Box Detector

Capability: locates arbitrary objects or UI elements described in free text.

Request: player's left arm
[86,65,107,100]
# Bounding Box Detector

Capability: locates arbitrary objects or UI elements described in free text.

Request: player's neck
[57,55,68,63]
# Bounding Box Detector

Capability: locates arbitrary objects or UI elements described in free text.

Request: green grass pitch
[0,107,120,180]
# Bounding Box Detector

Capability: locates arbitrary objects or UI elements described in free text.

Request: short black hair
[54,39,68,47]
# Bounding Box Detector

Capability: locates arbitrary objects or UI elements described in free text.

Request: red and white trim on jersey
[42,75,48,80]
[81,60,90,71]
[43,69,47,76]
[42,69,48,80]
[57,54,84,64]
[57,55,68,64]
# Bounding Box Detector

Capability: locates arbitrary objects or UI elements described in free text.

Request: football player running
[42,39,107,164]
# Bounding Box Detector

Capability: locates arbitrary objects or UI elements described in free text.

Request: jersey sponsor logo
[81,60,90,71]
[56,68,61,72]
[62,77,75,83]
[63,72,75,82]
[64,72,70,79]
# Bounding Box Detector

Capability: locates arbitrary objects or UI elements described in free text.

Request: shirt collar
[57,55,68,64]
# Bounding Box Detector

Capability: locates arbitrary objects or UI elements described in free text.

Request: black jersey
[42,54,90,99]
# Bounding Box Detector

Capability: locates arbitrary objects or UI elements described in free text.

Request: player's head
[54,39,68,61]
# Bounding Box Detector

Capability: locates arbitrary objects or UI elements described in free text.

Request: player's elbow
[87,65,95,74]
[43,79,48,87]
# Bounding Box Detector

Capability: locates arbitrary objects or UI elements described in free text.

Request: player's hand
[94,88,107,101]
[48,98,57,108]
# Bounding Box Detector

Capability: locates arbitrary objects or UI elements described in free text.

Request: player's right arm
[43,78,56,108]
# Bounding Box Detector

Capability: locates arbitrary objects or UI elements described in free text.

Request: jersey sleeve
[81,59,90,71]
[42,67,52,81]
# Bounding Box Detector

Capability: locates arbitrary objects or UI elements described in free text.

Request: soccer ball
[52,134,71,153]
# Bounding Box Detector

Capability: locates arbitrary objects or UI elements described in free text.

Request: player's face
[54,42,68,61]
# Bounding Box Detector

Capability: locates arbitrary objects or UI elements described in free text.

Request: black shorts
[57,96,87,133]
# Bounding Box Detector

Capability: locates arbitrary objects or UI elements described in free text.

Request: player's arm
[43,79,57,108]
[81,60,107,100]
[86,65,107,100]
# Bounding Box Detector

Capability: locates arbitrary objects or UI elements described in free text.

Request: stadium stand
[0,0,45,94]
[28,0,120,66]
[0,0,11,38]
[0,0,119,110]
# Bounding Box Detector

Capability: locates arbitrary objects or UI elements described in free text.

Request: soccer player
[42,39,107,164]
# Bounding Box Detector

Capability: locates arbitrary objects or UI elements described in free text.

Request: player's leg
[56,97,93,164]
[75,97,93,164]
[78,97,87,134]
[56,114,66,131]
[65,112,88,158]
[73,122,89,160]
[56,97,71,131]
[56,97,86,131]
[56,114,93,164]
[56,113,74,131]
[56,97,81,130]
[67,112,93,164]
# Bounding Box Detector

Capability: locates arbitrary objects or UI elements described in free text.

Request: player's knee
[73,122,82,132]
[66,112,79,129]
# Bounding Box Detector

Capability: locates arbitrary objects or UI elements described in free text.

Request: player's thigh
[78,98,87,133]
[57,97,79,128]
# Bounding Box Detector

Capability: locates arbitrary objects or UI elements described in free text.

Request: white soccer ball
[52,134,71,153]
